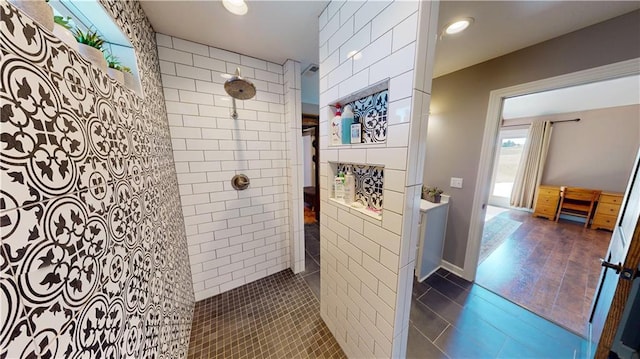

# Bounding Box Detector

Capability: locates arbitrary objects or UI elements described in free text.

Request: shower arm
[231,97,239,120]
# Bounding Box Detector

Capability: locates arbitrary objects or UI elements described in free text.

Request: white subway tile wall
[158,34,303,301]
[318,1,439,358]
[284,59,306,274]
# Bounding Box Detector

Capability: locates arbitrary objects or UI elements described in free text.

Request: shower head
[224,68,256,100]
[224,68,256,119]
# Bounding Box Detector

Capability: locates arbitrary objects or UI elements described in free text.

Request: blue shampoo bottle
[341,105,354,144]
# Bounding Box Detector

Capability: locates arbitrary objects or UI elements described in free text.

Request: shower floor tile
[187,269,345,359]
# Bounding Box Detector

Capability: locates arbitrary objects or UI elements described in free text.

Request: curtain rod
[501,118,580,128]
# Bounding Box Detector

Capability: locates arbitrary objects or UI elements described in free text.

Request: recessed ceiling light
[444,17,474,35]
[222,0,248,16]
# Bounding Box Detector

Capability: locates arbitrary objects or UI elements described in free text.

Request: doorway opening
[301,114,321,299]
[470,65,640,339]
[302,115,320,224]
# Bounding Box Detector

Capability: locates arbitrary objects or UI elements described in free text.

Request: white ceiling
[502,75,640,120]
[139,1,640,104]
[140,0,328,71]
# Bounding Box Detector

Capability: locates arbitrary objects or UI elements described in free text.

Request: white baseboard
[440,260,467,280]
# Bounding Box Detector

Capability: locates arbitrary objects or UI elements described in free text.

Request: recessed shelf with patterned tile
[329,162,384,220]
[329,80,389,146]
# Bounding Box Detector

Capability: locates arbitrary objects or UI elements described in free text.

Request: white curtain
[510,120,553,209]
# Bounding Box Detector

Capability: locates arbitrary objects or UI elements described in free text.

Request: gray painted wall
[424,10,640,268]
[537,105,638,192]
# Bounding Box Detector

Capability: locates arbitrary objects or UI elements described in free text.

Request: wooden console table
[532,185,623,231]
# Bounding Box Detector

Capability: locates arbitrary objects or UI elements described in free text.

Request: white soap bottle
[331,104,342,145]
[334,172,345,201]
[344,167,355,205]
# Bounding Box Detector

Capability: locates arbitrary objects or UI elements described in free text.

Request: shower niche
[329,162,384,220]
[329,80,389,147]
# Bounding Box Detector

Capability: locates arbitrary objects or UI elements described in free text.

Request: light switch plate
[450,177,463,188]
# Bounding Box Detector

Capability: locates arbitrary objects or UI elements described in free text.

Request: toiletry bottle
[334,172,345,201]
[344,167,355,205]
[341,105,354,144]
[350,121,362,144]
[331,104,342,145]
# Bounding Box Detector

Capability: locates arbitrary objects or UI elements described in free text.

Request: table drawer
[538,187,560,197]
[597,202,621,216]
[536,195,559,207]
[592,215,617,231]
[534,205,558,217]
[599,194,623,205]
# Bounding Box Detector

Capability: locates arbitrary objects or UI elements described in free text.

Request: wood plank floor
[476,208,611,337]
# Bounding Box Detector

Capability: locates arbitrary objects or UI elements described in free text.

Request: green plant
[422,185,443,199]
[73,28,104,50]
[104,52,121,70]
[53,16,72,30]
[121,66,132,74]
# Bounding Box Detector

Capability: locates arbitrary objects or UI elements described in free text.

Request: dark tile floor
[408,268,592,359]
[476,208,610,336]
[189,222,591,359]
[187,267,344,358]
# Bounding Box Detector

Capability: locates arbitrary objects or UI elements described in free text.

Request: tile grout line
[431,323,449,344]
[422,283,534,355]
[430,324,453,359]
[439,271,473,293]
[413,288,456,330]
[415,286,431,301]
[494,335,510,359]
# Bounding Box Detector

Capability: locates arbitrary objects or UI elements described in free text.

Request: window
[489,128,528,207]
[50,0,142,95]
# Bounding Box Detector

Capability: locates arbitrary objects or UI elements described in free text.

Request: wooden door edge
[595,218,640,358]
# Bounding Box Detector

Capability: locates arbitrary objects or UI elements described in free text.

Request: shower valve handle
[231,174,250,190]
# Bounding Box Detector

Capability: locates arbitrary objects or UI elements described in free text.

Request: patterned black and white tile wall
[0,1,194,358]
[336,163,384,210]
[345,89,388,144]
